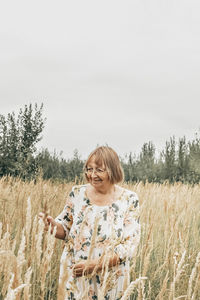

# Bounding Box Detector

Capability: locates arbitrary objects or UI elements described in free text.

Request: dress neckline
[84,184,125,207]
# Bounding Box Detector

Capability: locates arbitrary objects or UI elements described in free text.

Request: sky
[1,0,200,160]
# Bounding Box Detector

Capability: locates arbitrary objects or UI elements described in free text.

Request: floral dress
[55,184,140,300]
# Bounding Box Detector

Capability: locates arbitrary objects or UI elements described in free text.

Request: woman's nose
[91,170,98,177]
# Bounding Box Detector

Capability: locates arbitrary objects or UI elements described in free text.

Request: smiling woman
[39,146,141,299]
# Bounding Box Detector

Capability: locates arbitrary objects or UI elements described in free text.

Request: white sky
[1,0,200,160]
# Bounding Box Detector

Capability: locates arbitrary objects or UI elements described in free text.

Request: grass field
[0,177,200,299]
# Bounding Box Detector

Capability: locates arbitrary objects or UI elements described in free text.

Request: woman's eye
[97,168,104,173]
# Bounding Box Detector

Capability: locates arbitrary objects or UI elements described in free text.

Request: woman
[40,146,140,299]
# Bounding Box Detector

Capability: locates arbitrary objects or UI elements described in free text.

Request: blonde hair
[84,146,124,184]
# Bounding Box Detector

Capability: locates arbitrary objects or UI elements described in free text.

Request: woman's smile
[92,179,102,183]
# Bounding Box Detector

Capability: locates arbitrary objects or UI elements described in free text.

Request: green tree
[136,141,157,182]
[188,132,200,183]
[162,136,177,182]
[176,137,189,182]
[35,148,62,180]
[0,103,45,179]
[66,149,84,182]
[35,148,84,182]
[122,152,137,182]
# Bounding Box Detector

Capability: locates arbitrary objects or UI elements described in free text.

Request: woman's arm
[72,254,120,278]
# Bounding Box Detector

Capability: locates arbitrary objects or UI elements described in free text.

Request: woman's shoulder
[67,185,88,208]
[119,185,138,198]
[69,184,87,198]
[119,186,139,208]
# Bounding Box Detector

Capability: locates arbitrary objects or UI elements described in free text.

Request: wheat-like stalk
[187,251,200,299]
[122,257,130,292]
[4,273,27,300]
[0,250,18,297]
[155,270,169,300]
[35,217,45,266]
[98,253,112,299]
[87,214,100,261]
[23,267,32,300]
[25,196,32,249]
[40,224,57,298]
[30,215,37,263]
[16,229,26,285]
[191,257,200,300]
[0,222,2,239]
[169,250,186,300]
[121,277,147,300]
[0,229,11,251]
[57,256,70,300]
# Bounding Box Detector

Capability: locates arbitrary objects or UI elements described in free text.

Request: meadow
[0,177,200,299]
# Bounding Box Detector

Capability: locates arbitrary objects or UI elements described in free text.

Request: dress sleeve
[114,192,141,262]
[55,187,75,239]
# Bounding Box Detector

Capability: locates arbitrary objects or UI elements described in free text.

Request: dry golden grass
[0,177,200,299]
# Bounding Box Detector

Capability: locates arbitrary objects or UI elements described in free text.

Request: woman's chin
[91,180,102,185]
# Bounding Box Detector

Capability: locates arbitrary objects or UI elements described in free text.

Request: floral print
[56,184,140,299]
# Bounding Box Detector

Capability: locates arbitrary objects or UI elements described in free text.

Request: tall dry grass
[0,177,200,299]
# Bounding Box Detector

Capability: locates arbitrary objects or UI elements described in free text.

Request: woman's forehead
[87,155,105,167]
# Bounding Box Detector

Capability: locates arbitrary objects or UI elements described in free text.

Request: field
[0,177,200,299]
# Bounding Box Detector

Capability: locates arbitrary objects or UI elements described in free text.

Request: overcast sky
[1,0,200,160]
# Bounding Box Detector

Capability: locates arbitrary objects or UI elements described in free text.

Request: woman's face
[86,155,110,188]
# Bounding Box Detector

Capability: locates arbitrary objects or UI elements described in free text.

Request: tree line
[0,104,200,184]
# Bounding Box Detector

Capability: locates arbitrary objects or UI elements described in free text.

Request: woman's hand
[72,259,100,278]
[39,213,55,230]
[39,212,57,231]
[38,212,66,240]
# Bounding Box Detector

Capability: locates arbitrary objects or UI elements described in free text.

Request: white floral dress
[56,184,140,300]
